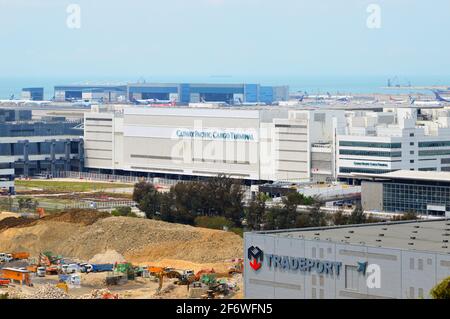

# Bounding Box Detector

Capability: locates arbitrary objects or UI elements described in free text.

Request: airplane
[326,92,353,102]
[409,96,442,106]
[433,90,450,103]
[0,99,51,105]
[389,96,409,104]
[131,97,176,106]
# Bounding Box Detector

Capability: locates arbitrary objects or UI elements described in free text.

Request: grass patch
[15,180,132,193]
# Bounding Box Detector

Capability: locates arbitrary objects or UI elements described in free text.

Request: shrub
[111,206,136,217]
[194,216,234,230]
[230,227,244,237]
[431,277,450,299]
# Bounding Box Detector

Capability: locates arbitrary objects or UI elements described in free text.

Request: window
[418,259,423,271]
[410,151,414,155]
[339,141,401,148]
[312,247,316,258]
[410,142,415,146]
[312,275,317,286]
[327,247,332,254]
[339,149,402,157]
[410,287,415,299]
[427,258,433,265]
[419,141,450,148]
[312,288,317,299]
[410,133,415,137]
[419,150,450,156]
[418,288,424,299]
[319,289,324,299]
[345,265,359,290]
[319,276,324,287]
[340,167,393,174]
[410,258,414,270]
[319,248,324,258]
[419,167,437,171]
[410,160,415,163]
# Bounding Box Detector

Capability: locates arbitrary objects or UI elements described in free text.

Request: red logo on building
[248,246,264,271]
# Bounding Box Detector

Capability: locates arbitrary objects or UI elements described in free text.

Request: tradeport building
[244,219,450,299]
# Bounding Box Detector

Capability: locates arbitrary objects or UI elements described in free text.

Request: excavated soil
[0,217,36,231]
[0,210,243,264]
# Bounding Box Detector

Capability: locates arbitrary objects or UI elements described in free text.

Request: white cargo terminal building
[244,220,450,299]
[84,106,342,182]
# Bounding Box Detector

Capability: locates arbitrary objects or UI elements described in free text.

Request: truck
[61,264,80,274]
[82,264,114,273]
[12,252,30,260]
[36,267,46,277]
[0,253,13,263]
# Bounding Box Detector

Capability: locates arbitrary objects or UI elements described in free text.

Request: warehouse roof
[352,170,450,183]
[256,219,450,254]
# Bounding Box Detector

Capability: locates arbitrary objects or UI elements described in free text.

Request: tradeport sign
[247,246,342,276]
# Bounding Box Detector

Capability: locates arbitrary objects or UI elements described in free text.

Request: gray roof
[254,219,450,254]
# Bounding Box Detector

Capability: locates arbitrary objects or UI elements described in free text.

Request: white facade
[337,108,450,179]
[84,107,346,182]
[245,220,450,299]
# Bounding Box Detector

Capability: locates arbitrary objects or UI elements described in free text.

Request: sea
[1,75,450,100]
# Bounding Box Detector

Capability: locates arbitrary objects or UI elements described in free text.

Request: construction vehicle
[36,208,46,219]
[0,253,13,263]
[81,263,114,273]
[0,279,10,287]
[36,267,46,277]
[11,252,30,260]
[101,292,119,299]
[56,280,69,293]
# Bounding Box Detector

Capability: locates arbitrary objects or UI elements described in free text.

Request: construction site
[0,196,244,299]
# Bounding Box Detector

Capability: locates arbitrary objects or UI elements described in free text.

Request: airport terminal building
[244,220,450,299]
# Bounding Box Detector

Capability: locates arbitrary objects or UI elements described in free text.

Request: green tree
[431,277,450,299]
[132,181,161,219]
[308,201,328,227]
[348,204,366,225]
[246,193,268,231]
[331,209,349,226]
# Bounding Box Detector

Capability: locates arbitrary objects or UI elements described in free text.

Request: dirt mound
[42,210,111,225]
[0,217,36,232]
[89,250,126,264]
[0,213,243,265]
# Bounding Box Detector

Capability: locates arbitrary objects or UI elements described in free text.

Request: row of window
[339,150,402,157]
[339,141,402,148]
[419,149,450,156]
[340,167,393,174]
[419,141,450,148]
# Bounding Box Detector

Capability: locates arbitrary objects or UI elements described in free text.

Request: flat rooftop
[255,219,450,254]
[352,170,450,183]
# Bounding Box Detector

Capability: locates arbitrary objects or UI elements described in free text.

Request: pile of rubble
[28,284,70,299]
[6,284,69,299]
[77,288,117,299]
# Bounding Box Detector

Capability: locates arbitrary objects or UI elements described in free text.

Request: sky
[0,0,450,81]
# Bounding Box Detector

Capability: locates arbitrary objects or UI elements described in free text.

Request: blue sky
[0,0,450,79]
